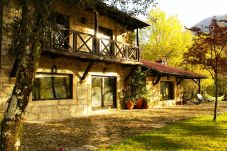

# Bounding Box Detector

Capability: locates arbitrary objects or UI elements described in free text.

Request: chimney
[155,58,167,65]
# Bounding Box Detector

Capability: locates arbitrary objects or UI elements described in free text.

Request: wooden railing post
[46,27,140,62]
[93,10,99,54]
[73,31,77,52]
[125,45,129,61]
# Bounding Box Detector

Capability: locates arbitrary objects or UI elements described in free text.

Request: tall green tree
[141,8,193,66]
[0,0,154,150]
[184,18,227,121]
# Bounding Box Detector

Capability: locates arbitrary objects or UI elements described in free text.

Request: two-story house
[0,1,150,120]
[0,1,206,120]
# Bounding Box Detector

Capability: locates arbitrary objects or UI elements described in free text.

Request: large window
[32,73,72,101]
[160,81,174,100]
[53,13,70,49]
[91,76,116,110]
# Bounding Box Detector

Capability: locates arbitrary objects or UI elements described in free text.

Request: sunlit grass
[207,95,224,101]
[99,113,227,151]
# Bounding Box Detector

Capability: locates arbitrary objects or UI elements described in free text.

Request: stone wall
[23,55,129,120]
[0,1,134,120]
[146,76,178,108]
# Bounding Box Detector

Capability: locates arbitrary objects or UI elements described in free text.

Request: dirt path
[20,102,227,151]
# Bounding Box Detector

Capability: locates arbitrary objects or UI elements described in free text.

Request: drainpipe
[136,28,140,62]
[93,10,99,54]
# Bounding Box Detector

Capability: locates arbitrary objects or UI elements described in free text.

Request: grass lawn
[99,113,227,151]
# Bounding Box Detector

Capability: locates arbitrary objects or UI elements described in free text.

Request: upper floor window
[32,73,73,101]
[160,81,174,100]
[53,13,70,49]
[54,13,69,29]
[98,26,113,56]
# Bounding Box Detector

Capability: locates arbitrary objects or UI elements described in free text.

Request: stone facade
[23,56,130,120]
[146,76,180,108]
[0,1,179,120]
[0,1,133,119]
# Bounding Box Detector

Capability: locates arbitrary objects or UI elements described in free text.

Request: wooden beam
[124,67,136,82]
[153,76,161,86]
[80,61,94,82]
[93,10,98,53]
[192,79,199,86]
[177,78,183,85]
[75,71,82,80]
[192,78,201,94]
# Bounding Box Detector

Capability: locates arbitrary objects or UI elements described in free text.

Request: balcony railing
[45,28,139,62]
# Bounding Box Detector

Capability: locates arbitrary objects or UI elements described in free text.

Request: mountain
[194,14,227,31]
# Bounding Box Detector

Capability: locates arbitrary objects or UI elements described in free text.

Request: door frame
[91,75,117,110]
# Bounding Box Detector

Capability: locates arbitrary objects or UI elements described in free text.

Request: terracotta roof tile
[141,60,207,79]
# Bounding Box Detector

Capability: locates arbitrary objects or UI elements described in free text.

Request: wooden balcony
[43,28,140,64]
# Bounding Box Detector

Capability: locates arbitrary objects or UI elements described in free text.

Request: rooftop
[141,60,207,79]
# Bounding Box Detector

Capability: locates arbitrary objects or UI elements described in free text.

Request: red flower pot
[136,98,144,109]
[126,100,134,110]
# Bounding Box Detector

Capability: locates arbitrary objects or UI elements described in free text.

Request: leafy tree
[0,0,155,150]
[184,18,227,121]
[141,8,193,66]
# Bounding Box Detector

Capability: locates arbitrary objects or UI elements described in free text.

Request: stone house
[0,1,205,120]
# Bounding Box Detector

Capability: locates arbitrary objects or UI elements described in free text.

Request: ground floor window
[91,76,116,110]
[160,81,174,100]
[32,73,72,100]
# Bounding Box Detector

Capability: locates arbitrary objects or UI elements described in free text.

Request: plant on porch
[131,66,151,109]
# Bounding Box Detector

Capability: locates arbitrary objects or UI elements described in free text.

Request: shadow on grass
[104,115,227,151]
[19,105,227,151]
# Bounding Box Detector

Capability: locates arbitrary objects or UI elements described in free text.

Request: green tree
[184,18,227,121]
[141,8,193,66]
[0,0,155,150]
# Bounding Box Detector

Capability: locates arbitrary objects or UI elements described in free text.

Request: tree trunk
[0,0,53,150]
[0,0,4,68]
[213,72,218,121]
[213,55,218,121]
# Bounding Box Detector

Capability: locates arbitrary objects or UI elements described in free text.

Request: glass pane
[160,82,174,100]
[92,77,102,107]
[54,77,69,99]
[32,74,72,100]
[39,77,54,100]
[103,77,115,107]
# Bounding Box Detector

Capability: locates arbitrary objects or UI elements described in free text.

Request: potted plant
[124,95,135,110]
[131,67,147,109]
[142,94,152,109]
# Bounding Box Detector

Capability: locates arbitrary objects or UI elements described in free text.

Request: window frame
[160,81,174,101]
[32,72,73,101]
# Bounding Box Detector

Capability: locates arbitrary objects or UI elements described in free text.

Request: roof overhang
[87,1,150,30]
[141,60,207,79]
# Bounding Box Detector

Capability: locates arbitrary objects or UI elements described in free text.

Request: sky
[156,0,227,27]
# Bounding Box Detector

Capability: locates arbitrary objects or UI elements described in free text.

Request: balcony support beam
[78,61,94,82]
[124,67,136,83]
[153,75,161,86]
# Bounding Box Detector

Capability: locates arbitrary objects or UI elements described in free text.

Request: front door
[92,76,116,110]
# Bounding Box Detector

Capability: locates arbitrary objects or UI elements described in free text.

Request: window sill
[29,99,75,106]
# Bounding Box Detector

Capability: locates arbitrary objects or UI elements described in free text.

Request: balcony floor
[42,48,141,65]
